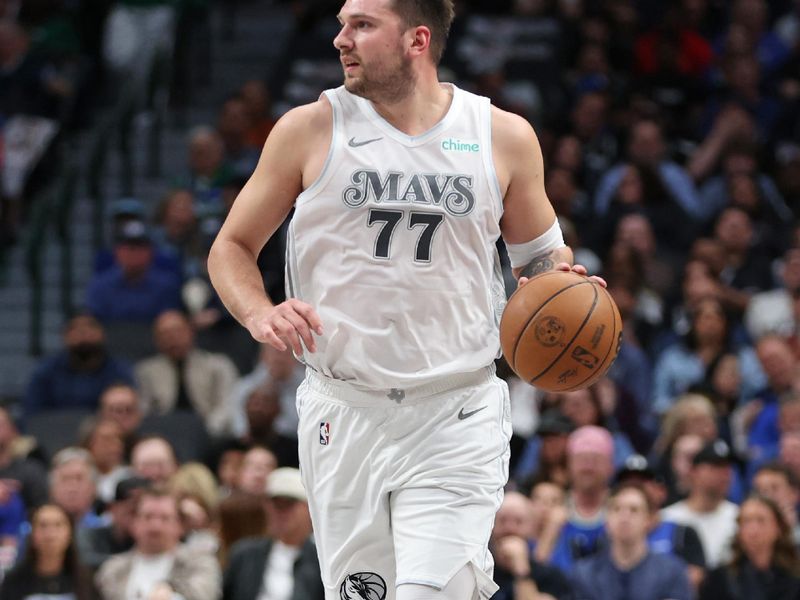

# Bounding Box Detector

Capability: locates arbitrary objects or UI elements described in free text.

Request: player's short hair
[389,0,455,65]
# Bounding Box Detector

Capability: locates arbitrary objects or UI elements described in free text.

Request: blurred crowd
[2,0,800,598]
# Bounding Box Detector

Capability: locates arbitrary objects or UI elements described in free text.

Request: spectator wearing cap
[23,313,135,419]
[616,454,707,590]
[95,487,221,600]
[94,198,182,279]
[570,484,692,600]
[536,426,614,572]
[514,409,576,488]
[662,440,739,568]
[85,219,182,323]
[76,476,150,569]
[135,309,239,435]
[223,467,323,600]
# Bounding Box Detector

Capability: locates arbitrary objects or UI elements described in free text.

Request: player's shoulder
[489,105,539,154]
[268,95,333,142]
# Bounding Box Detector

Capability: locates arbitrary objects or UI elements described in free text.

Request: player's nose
[333,24,353,50]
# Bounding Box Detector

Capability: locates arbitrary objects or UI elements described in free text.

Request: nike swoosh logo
[458,406,487,420]
[348,136,383,147]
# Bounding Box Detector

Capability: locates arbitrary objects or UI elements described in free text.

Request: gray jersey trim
[480,96,504,222]
[296,88,342,205]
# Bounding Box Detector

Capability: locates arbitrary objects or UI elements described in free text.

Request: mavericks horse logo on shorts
[339,572,387,600]
[320,422,330,446]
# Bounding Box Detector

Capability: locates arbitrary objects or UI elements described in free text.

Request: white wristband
[504,218,565,269]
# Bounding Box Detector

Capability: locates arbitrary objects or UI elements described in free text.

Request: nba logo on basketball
[320,422,330,446]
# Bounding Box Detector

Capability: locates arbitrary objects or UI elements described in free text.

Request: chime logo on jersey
[319,422,330,446]
[339,572,387,600]
[342,170,475,216]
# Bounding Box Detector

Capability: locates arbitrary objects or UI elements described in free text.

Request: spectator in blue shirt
[537,426,614,572]
[23,313,134,419]
[571,483,692,600]
[615,454,707,592]
[491,491,574,600]
[653,296,766,416]
[742,335,797,475]
[85,220,182,323]
[0,488,26,548]
[593,120,702,223]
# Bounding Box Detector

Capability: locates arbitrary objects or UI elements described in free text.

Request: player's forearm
[513,246,574,280]
[208,238,275,328]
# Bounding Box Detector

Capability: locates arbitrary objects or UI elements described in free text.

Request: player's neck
[369,76,453,137]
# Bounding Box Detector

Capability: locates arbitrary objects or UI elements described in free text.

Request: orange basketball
[500,270,623,392]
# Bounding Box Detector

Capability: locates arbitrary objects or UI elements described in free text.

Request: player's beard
[344,51,415,104]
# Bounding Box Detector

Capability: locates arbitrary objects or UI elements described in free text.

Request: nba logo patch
[319,422,330,446]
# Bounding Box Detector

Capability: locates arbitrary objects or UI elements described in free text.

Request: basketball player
[208,1,598,598]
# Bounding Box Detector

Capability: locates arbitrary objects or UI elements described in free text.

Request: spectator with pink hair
[535,425,615,572]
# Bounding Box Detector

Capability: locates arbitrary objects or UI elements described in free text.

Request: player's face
[334,0,415,102]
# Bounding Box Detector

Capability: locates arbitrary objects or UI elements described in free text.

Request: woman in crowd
[80,418,130,508]
[0,503,96,600]
[652,394,719,462]
[170,462,221,555]
[700,495,800,599]
[653,296,766,415]
[217,490,267,568]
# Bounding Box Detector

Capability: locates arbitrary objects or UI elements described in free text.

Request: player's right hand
[246,299,324,355]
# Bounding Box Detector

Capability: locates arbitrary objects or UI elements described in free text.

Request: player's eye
[356,20,371,29]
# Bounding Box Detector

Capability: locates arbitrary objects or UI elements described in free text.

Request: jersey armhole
[480,98,504,222]
[296,89,341,206]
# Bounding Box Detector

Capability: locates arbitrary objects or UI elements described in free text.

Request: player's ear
[407,25,431,57]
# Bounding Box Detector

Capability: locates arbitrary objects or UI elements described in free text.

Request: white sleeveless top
[286,84,506,390]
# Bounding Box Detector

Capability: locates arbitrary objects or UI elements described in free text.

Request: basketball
[500,270,623,392]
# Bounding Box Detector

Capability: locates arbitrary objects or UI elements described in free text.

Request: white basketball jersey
[286,84,506,390]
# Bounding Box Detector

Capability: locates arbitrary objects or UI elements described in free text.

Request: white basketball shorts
[296,366,511,600]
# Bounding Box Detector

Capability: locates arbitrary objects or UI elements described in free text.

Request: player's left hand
[518,263,606,289]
